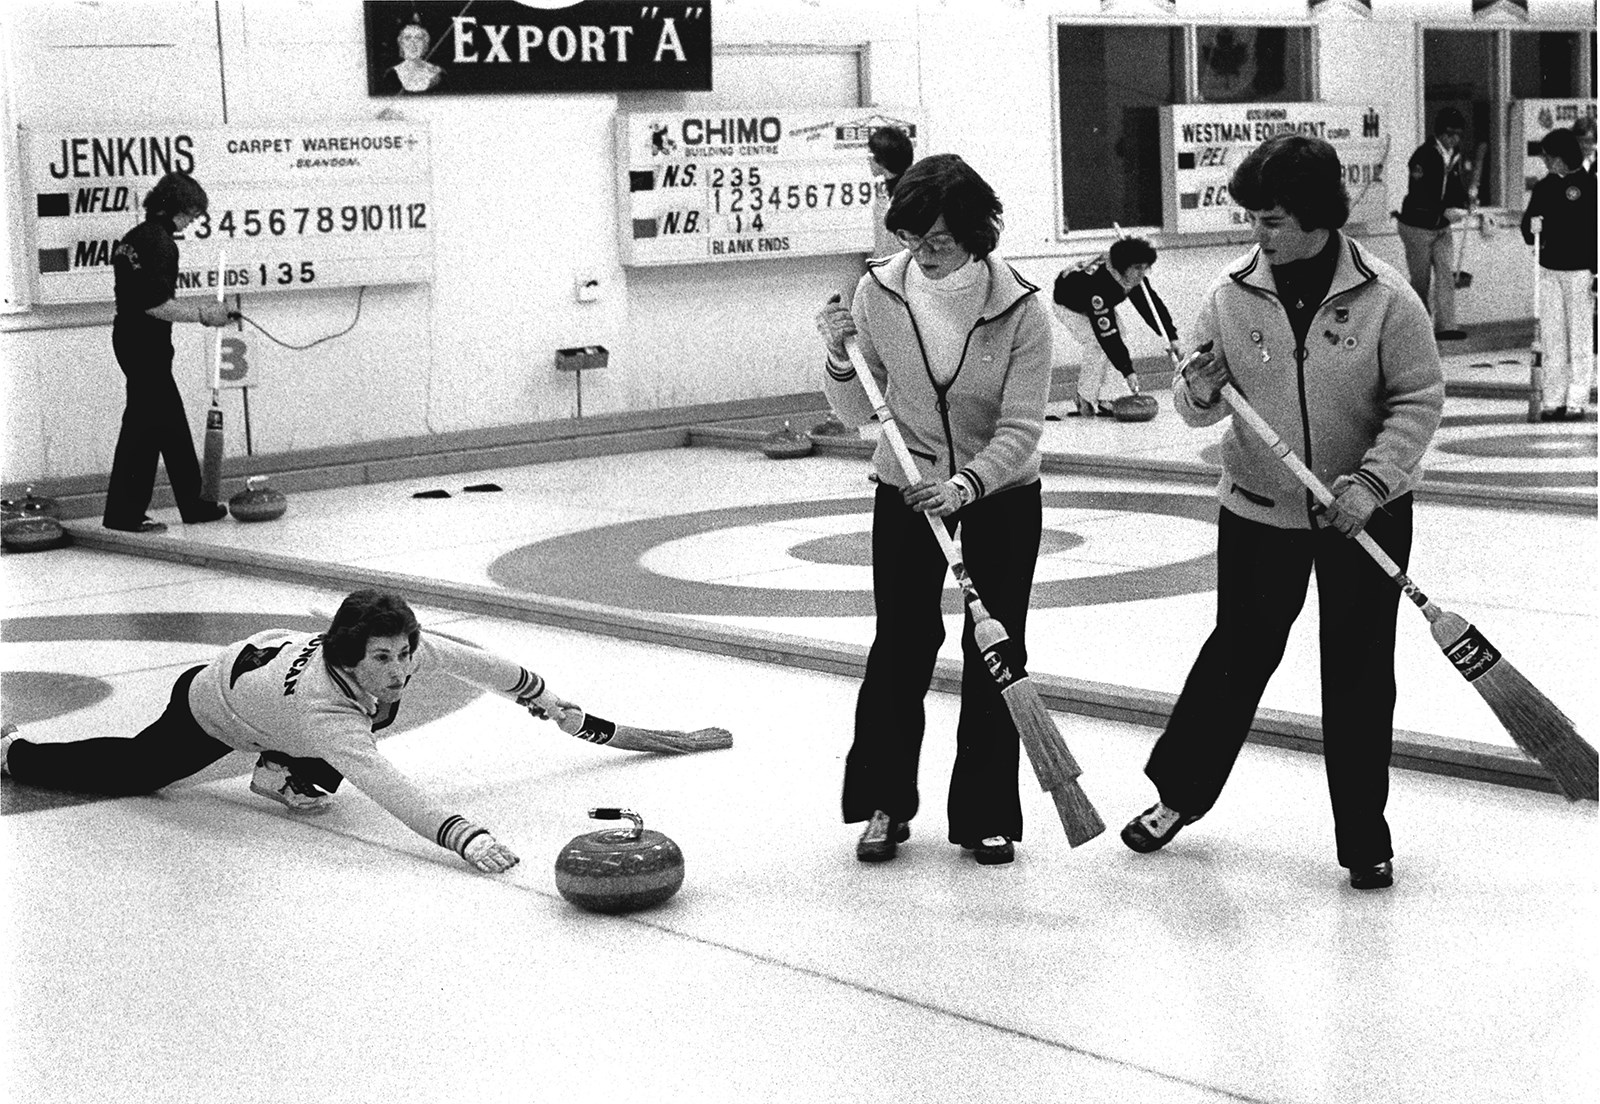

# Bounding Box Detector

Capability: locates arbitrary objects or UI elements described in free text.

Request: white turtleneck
[905,256,989,386]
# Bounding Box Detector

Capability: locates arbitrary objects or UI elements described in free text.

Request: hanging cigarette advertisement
[362,0,711,96]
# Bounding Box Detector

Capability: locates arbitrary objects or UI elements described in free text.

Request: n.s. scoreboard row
[617,108,921,266]
[18,123,432,306]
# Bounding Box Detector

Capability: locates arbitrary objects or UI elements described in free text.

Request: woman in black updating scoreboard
[102,171,234,534]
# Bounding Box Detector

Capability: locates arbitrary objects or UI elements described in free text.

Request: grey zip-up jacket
[1175,234,1443,529]
[824,250,1053,499]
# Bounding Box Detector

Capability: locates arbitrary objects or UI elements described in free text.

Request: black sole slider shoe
[1348,860,1394,890]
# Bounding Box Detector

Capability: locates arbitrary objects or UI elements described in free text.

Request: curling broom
[843,335,1105,845]
[199,250,227,503]
[411,620,733,754]
[1527,219,1544,424]
[1216,378,1596,801]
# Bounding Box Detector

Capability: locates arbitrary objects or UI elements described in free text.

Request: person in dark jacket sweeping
[102,171,234,534]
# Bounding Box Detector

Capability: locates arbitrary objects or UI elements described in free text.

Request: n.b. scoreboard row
[617,107,921,266]
[18,123,432,306]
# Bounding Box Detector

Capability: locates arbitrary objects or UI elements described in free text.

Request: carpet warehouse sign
[362,0,711,95]
[18,123,432,306]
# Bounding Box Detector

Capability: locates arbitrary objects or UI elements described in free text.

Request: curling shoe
[181,499,228,524]
[855,810,910,862]
[1120,801,1198,853]
[1,722,17,777]
[1348,861,1394,890]
[963,836,1015,865]
[250,756,333,813]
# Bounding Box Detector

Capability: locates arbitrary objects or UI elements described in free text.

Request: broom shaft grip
[211,250,227,397]
[843,337,964,572]
[1219,382,1432,608]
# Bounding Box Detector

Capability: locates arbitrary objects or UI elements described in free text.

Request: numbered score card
[18,122,432,305]
[1159,103,1390,234]
[616,107,921,266]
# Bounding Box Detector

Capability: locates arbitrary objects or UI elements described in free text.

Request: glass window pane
[1422,29,1496,205]
[1196,26,1313,104]
[1509,31,1583,99]
[1057,24,1181,232]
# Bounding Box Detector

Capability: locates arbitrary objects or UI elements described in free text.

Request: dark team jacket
[1398,142,1471,231]
[1520,171,1597,272]
[1052,258,1175,376]
[111,216,181,346]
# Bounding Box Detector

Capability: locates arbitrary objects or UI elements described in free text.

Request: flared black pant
[1145,500,1412,868]
[843,479,1042,844]
[103,329,205,527]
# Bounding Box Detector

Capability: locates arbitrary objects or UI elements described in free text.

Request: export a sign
[362,0,711,95]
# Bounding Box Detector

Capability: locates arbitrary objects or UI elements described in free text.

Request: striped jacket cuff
[955,468,984,501]
[437,814,489,857]
[1352,469,1389,502]
[509,666,546,705]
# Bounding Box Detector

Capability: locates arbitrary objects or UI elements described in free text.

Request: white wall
[0,0,1587,486]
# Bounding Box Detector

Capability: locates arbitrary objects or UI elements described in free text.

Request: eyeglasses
[894,228,964,258]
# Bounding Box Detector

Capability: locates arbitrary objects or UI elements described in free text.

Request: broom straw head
[1472,662,1597,801]
[1425,612,1596,800]
[1050,781,1107,847]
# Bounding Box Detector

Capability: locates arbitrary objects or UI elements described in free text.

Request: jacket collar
[867,250,1038,321]
[1228,232,1377,305]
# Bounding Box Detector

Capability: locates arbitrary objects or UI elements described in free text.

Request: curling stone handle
[588,807,644,840]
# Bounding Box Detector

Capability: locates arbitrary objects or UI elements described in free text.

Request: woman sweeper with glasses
[813,153,1054,868]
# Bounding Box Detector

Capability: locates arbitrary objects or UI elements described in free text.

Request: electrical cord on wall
[231,285,366,350]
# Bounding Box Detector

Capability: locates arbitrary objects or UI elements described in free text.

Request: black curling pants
[5,667,232,794]
[103,329,205,527]
[842,479,1042,845]
[1144,500,1412,868]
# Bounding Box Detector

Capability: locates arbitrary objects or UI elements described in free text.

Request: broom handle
[1218,382,1440,618]
[211,250,226,400]
[842,336,967,577]
[1532,222,1542,341]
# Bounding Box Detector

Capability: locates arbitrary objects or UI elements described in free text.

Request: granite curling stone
[1112,394,1159,422]
[760,420,814,459]
[1,515,68,553]
[229,476,288,522]
[554,808,685,914]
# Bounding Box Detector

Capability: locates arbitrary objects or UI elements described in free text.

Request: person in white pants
[1051,238,1177,416]
[1521,128,1597,420]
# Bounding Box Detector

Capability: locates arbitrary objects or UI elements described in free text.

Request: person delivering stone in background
[1395,107,1475,342]
[1121,135,1444,892]
[0,591,589,874]
[814,153,1053,868]
[1051,237,1179,417]
[1520,127,1596,422]
[102,171,234,534]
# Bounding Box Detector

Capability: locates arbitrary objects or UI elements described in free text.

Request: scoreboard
[18,122,433,306]
[1159,103,1390,234]
[617,107,921,266]
[1510,99,1596,209]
